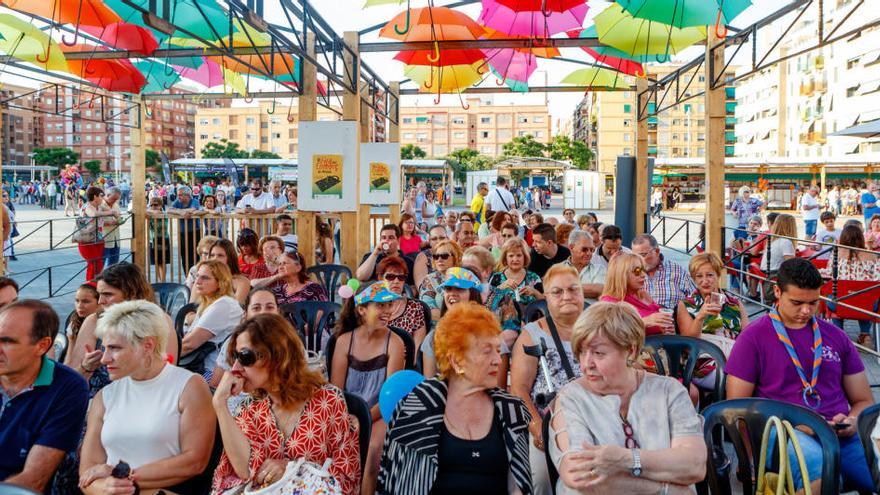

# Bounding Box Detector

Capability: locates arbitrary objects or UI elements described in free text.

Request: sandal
[857,333,874,349]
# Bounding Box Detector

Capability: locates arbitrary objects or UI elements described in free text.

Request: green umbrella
[578,26,666,64]
[617,0,752,29]
[594,5,706,59]
[104,0,232,41]
[560,67,631,90]
[134,60,181,93]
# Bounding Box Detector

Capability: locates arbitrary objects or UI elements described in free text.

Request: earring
[456,368,465,375]
[626,358,635,367]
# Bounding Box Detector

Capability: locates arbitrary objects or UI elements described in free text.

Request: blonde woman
[489,237,543,306]
[760,213,798,273]
[600,253,673,336]
[418,239,463,320]
[186,235,220,301]
[181,260,244,378]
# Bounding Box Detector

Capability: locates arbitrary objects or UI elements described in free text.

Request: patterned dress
[488,270,542,306]
[211,385,360,495]
[238,255,264,279]
[272,281,329,305]
[389,298,427,337]
[486,286,521,333]
[682,293,744,340]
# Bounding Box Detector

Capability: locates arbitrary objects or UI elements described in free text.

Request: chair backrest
[343,391,372,477]
[306,264,352,303]
[523,300,548,323]
[702,398,840,495]
[325,325,416,383]
[541,406,560,494]
[821,279,880,322]
[174,302,199,340]
[152,283,191,317]
[280,301,342,354]
[166,424,224,495]
[0,483,41,495]
[857,402,880,491]
[643,335,727,406]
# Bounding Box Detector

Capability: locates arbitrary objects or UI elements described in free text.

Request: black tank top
[430,413,509,494]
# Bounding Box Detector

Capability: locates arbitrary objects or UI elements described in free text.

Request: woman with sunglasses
[600,253,674,336]
[79,300,216,495]
[235,228,262,279]
[212,314,360,495]
[330,282,406,495]
[548,302,706,495]
[377,256,427,349]
[490,237,543,306]
[271,251,328,305]
[418,240,463,322]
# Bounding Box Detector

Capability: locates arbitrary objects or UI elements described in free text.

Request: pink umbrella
[173,57,224,87]
[483,47,536,88]
[479,0,588,37]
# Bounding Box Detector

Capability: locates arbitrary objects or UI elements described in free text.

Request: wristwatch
[630,448,642,477]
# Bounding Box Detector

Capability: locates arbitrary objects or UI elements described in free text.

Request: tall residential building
[574,64,738,176]
[399,96,552,158]
[194,101,341,158]
[0,84,43,167]
[735,6,880,159]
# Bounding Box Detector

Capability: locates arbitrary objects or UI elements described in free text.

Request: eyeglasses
[621,415,640,448]
[631,266,645,276]
[200,251,211,258]
[547,286,580,298]
[383,273,406,282]
[429,236,446,242]
[250,187,261,191]
[232,348,259,367]
[432,252,452,261]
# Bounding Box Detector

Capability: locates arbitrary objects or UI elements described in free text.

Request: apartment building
[399,96,552,158]
[0,84,43,167]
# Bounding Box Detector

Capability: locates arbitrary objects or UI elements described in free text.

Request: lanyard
[768,311,822,409]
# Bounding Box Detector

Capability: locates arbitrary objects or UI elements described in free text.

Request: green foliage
[446,148,494,183]
[400,143,427,160]
[249,150,282,159]
[548,135,594,170]
[501,134,546,158]
[200,139,249,158]
[145,149,160,169]
[32,147,80,169]
[83,160,102,177]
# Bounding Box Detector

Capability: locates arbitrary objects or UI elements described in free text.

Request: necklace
[271,400,305,444]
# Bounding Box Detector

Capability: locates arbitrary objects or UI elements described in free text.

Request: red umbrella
[82,22,159,56]
[61,44,147,93]
[494,0,585,13]
[394,48,485,66]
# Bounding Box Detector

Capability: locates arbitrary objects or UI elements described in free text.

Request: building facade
[0,84,43,167]
[399,96,552,158]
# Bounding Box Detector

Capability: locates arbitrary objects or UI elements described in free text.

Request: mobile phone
[833,422,849,430]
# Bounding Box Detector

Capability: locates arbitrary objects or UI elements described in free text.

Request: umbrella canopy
[404,62,485,93]
[364,0,405,6]
[0,14,68,71]
[566,27,645,76]
[380,7,485,41]
[830,120,880,139]
[594,5,706,57]
[168,19,270,49]
[2,0,120,29]
[394,48,485,66]
[103,0,232,41]
[82,22,158,55]
[494,0,585,11]
[222,67,246,95]
[618,0,752,28]
[135,60,181,93]
[560,67,631,89]
[479,0,588,37]
[60,45,146,93]
[211,53,299,78]
[174,57,224,87]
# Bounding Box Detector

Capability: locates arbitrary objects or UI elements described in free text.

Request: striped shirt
[645,255,696,310]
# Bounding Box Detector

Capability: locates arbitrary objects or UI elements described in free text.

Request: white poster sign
[359,143,400,206]
[297,121,358,212]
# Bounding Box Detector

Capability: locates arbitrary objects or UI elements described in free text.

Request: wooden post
[339,31,364,271]
[820,165,826,193]
[131,96,148,272]
[635,78,649,234]
[0,99,5,276]
[705,28,726,257]
[296,32,318,268]
[357,80,371,260]
[388,81,401,224]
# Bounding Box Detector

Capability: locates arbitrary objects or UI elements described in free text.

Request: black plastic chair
[702,398,840,495]
[858,402,880,492]
[166,424,223,495]
[174,302,199,341]
[307,264,352,303]
[542,406,560,494]
[280,301,342,354]
[643,335,728,407]
[325,325,417,382]
[152,282,190,317]
[0,483,41,494]
[344,391,372,478]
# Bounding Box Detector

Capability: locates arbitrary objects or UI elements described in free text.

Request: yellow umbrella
[404,62,484,94]
[560,67,632,90]
[364,0,404,6]
[594,6,706,58]
[222,67,246,95]
[168,19,270,48]
[0,14,68,71]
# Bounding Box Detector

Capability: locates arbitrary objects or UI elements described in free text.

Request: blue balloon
[379,370,425,423]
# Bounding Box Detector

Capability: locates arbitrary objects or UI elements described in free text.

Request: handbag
[756,416,813,495]
[244,458,342,495]
[72,209,102,244]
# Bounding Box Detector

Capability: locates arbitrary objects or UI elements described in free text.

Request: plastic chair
[344,391,372,477]
[166,424,224,495]
[174,302,199,341]
[280,301,342,354]
[0,483,41,495]
[857,402,880,492]
[152,283,191,317]
[307,264,352,303]
[325,325,416,382]
[643,335,727,407]
[541,405,560,494]
[702,398,841,495]
[821,279,880,324]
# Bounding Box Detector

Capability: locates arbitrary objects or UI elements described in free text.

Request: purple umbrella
[479,0,588,37]
[172,56,224,87]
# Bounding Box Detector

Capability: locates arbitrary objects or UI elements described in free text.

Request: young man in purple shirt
[726,258,874,493]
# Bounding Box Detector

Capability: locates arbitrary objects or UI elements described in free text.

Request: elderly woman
[463,246,522,347]
[331,282,406,495]
[600,253,673,336]
[209,239,251,304]
[677,252,748,344]
[235,228,262,279]
[490,237,543,306]
[378,256,428,349]
[78,300,215,495]
[379,303,533,494]
[510,264,584,495]
[271,251,328,304]
[212,314,360,495]
[249,235,286,288]
[549,302,706,494]
[76,186,112,281]
[730,185,763,240]
[418,239,463,321]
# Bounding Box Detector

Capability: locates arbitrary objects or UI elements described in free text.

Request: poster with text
[312,154,344,198]
[369,162,390,193]
[298,121,358,211]
[360,143,400,205]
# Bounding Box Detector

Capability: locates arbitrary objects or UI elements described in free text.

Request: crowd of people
[1,175,879,495]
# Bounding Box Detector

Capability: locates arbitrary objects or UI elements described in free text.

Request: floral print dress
[488,269,542,306]
[682,293,744,340]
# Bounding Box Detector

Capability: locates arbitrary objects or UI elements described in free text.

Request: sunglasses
[232,348,259,367]
[383,273,407,282]
[621,415,640,449]
[631,266,645,276]
[432,252,452,261]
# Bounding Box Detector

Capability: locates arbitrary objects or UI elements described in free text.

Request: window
[246,117,255,125]
[624,104,632,113]
[432,145,447,156]
[270,118,280,125]
[517,116,529,123]
[623,134,631,142]
[416,132,428,142]
[246,133,254,140]
[212,118,220,125]
[535,131,543,138]
[402,117,413,124]
[480,117,491,124]
[453,132,466,139]
[260,122,268,129]
[481,131,490,138]
[623,119,632,127]
[480,146,493,153]
[261,137,268,144]
[623,148,632,155]
[497,114,512,124]
[200,133,208,140]
[452,116,466,125]
[403,132,414,139]
[497,130,512,140]
[213,133,222,140]
[533,116,544,123]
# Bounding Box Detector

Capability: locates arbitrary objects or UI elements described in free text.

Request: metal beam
[358,0,480,36]
[359,37,604,52]
[399,85,634,95]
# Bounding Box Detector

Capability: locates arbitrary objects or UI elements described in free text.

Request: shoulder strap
[497,190,510,211]
[544,315,575,380]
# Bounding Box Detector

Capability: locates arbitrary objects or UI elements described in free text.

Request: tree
[446,148,494,183]
[200,139,249,158]
[400,144,427,160]
[501,134,546,158]
[145,149,160,170]
[548,135,594,170]
[32,147,79,169]
[250,150,282,159]
[83,160,102,178]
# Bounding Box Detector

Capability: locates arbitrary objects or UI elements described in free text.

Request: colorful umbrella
[60,45,146,93]
[394,48,485,66]
[380,7,485,42]
[135,60,181,93]
[479,0,588,37]
[210,53,299,78]
[363,0,405,6]
[566,27,646,76]
[2,0,121,33]
[0,14,68,71]
[594,5,706,59]
[480,27,559,90]
[168,19,270,49]
[493,0,585,11]
[222,68,246,95]
[618,0,752,29]
[174,57,224,87]
[82,22,159,55]
[560,67,632,90]
[102,0,232,41]
[404,62,485,94]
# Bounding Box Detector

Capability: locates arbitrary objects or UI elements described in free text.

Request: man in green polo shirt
[0,300,89,491]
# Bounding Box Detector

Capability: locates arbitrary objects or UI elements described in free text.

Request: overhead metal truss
[0,83,140,128]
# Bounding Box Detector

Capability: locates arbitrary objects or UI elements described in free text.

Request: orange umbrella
[3,0,121,45]
[210,53,299,79]
[380,6,484,42]
[482,27,560,58]
[59,45,146,93]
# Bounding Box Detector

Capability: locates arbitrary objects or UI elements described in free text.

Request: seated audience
[600,253,673,335]
[209,239,251,304]
[490,238,543,306]
[463,246,521,347]
[478,212,513,249]
[418,239,463,321]
[528,223,572,279]
[271,251,328,304]
[631,234,695,310]
[455,219,478,249]
[249,236,285,288]
[235,228,262,279]
[420,268,484,378]
[377,256,427,349]
[60,283,100,364]
[399,213,423,256]
[357,224,414,285]
[677,252,748,344]
[760,213,798,273]
[565,230,606,301]
[556,223,575,247]
[413,224,449,289]
[186,235,220,301]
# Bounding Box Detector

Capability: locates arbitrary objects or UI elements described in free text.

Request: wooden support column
[340,31,365,271]
[357,80,371,260]
[0,101,5,275]
[635,78,649,234]
[297,32,318,268]
[388,81,401,225]
[130,96,147,271]
[820,165,826,192]
[705,28,726,257]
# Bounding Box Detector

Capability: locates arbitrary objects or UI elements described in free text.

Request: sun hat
[440,267,481,290]
[354,281,401,305]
